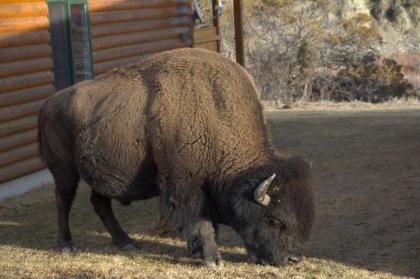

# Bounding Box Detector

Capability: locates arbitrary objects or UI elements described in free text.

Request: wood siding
[0,0,224,184]
[193,26,219,52]
[0,0,53,183]
[89,0,193,75]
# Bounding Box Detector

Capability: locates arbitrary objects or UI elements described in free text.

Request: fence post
[233,0,244,67]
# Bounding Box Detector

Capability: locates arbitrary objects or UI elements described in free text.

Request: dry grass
[262,98,420,112]
[1,107,420,278]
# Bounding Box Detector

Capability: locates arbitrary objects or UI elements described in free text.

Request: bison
[38,48,314,268]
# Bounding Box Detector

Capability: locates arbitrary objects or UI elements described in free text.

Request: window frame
[48,0,94,89]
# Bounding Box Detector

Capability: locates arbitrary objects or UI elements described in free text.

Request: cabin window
[48,0,93,90]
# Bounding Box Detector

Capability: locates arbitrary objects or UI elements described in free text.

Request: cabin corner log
[0,128,38,153]
[91,16,191,38]
[0,84,55,108]
[88,0,189,12]
[90,6,190,25]
[0,115,38,138]
[0,57,53,78]
[0,142,39,167]
[0,156,43,184]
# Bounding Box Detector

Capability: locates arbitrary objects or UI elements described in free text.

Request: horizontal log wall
[0,0,53,183]
[89,0,193,75]
[0,128,38,153]
[0,115,38,138]
[0,156,43,183]
[0,0,197,183]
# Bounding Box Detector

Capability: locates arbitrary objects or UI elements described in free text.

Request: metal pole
[233,0,245,66]
[212,0,221,52]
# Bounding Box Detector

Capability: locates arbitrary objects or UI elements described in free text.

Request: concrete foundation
[0,169,53,202]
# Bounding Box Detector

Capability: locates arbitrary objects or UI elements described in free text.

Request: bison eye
[269,218,286,229]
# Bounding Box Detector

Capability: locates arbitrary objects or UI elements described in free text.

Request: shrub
[311,58,415,102]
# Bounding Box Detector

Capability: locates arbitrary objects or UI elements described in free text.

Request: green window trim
[48,0,94,90]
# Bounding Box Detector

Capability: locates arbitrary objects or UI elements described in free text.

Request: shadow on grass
[1,177,419,278]
[0,187,246,267]
[268,110,420,278]
[0,178,419,277]
[0,221,246,267]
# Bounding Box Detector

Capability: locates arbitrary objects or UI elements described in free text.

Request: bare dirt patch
[1,108,419,278]
[268,108,420,278]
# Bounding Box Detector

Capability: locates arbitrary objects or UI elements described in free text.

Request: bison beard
[38,48,315,268]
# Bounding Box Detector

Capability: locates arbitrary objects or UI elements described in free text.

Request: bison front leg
[160,181,222,269]
[185,219,222,268]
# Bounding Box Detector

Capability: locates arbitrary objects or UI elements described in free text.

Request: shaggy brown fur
[38,48,314,267]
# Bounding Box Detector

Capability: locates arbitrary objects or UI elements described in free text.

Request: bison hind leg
[90,190,137,249]
[50,165,80,252]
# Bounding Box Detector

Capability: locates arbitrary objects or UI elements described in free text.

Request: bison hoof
[61,246,77,253]
[203,260,217,270]
[248,254,257,263]
[203,259,223,270]
[120,242,138,251]
[203,252,223,270]
[58,240,77,253]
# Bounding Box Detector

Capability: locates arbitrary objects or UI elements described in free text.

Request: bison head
[229,156,315,266]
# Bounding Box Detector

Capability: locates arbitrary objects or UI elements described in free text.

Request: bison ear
[254,173,276,206]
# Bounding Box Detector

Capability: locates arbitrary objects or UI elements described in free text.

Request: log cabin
[0,0,244,190]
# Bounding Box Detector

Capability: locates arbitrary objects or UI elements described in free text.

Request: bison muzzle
[38,48,315,268]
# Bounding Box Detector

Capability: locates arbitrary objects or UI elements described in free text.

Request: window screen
[70,4,93,82]
[48,0,93,90]
[48,3,72,90]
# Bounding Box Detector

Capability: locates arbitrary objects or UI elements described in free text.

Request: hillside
[335,0,419,53]
[214,0,420,101]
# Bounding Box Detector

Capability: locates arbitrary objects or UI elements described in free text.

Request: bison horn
[254,173,276,206]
